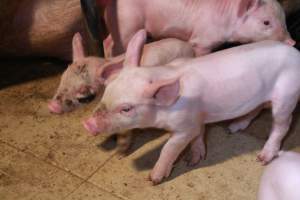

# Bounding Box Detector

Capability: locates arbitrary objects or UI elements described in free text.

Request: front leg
[149,129,199,185]
[117,131,133,153]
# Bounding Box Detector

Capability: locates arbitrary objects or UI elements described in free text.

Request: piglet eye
[120,105,133,113]
[263,20,270,26]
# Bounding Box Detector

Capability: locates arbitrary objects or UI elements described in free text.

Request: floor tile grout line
[0,139,112,181]
[85,179,130,200]
[0,168,18,179]
[61,179,87,200]
[0,140,87,181]
[85,151,119,181]
[62,151,130,200]
[0,139,128,200]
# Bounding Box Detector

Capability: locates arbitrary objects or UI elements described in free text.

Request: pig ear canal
[72,32,86,62]
[97,61,124,85]
[237,0,259,18]
[124,29,147,67]
[146,79,181,106]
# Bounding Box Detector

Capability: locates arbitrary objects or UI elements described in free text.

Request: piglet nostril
[284,38,296,46]
[55,95,62,101]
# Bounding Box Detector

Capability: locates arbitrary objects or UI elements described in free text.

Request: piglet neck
[152,107,173,130]
[228,29,252,44]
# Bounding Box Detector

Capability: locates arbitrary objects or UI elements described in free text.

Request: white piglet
[258,151,300,200]
[84,30,300,184]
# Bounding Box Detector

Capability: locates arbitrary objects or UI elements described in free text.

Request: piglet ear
[237,0,260,18]
[97,60,124,85]
[72,32,86,62]
[144,78,180,106]
[124,29,147,67]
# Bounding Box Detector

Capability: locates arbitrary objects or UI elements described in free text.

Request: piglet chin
[48,100,63,114]
[83,118,103,136]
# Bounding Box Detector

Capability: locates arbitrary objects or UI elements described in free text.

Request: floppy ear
[237,0,260,18]
[143,78,180,106]
[96,60,124,85]
[124,29,147,67]
[72,32,86,61]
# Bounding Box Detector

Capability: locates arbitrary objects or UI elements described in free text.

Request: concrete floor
[0,58,300,200]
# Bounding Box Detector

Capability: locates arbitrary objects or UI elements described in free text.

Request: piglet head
[48,33,107,114]
[83,29,181,135]
[234,0,295,45]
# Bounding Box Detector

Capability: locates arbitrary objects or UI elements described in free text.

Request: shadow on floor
[0,57,67,89]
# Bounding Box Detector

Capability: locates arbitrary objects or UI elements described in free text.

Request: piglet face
[83,68,156,135]
[48,32,108,114]
[83,102,151,135]
[83,67,181,135]
[48,57,105,114]
[236,0,295,45]
[83,29,181,136]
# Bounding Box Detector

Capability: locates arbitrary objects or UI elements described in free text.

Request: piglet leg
[117,131,133,154]
[186,124,206,166]
[149,130,199,185]
[258,96,298,164]
[228,105,265,133]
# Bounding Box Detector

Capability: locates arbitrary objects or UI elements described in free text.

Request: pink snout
[83,117,107,136]
[284,38,296,46]
[48,100,63,114]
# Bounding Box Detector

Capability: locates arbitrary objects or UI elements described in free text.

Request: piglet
[104,0,295,56]
[48,32,194,114]
[84,29,300,184]
[258,151,300,200]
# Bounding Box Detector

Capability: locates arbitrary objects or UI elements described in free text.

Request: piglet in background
[103,0,295,56]
[84,30,300,184]
[258,151,300,200]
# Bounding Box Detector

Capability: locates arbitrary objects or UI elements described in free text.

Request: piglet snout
[48,100,63,114]
[284,38,296,46]
[83,117,105,136]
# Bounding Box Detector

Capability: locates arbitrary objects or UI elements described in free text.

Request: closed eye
[77,93,96,103]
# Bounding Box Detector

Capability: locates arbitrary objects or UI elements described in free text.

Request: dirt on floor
[0,57,300,200]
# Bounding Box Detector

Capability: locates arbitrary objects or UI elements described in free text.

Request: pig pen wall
[1,6,300,200]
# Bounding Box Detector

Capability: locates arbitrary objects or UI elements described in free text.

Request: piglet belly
[201,78,268,123]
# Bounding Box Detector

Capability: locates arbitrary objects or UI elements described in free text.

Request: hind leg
[228,104,265,133]
[257,95,298,164]
[186,124,206,166]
